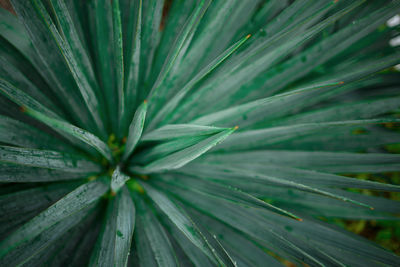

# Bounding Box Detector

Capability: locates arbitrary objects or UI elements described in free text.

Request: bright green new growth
[0,0,400,266]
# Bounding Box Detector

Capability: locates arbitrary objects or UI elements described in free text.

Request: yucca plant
[1,0,400,266]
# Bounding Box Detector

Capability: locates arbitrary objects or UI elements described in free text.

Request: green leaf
[154,174,302,221]
[34,205,102,267]
[0,178,108,258]
[130,127,236,173]
[261,212,400,266]
[215,118,400,151]
[114,188,135,267]
[264,124,400,152]
[147,0,196,85]
[0,114,76,153]
[135,0,165,103]
[133,193,178,267]
[0,54,61,116]
[201,150,400,174]
[0,201,96,266]
[111,0,125,132]
[11,0,107,137]
[0,145,101,173]
[147,0,211,105]
[0,162,85,182]
[24,108,113,162]
[131,135,208,165]
[255,186,399,220]
[69,208,104,266]
[140,182,227,265]
[142,124,228,141]
[195,162,400,192]
[175,165,374,209]
[88,0,117,134]
[273,96,400,126]
[162,0,263,106]
[0,8,62,108]
[226,1,400,105]
[0,8,35,61]
[0,181,82,228]
[156,212,214,267]
[192,210,283,267]
[89,187,135,267]
[111,166,130,193]
[173,1,364,123]
[187,212,237,267]
[157,181,328,266]
[251,0,288,32]
[122,100,147,161]
[48,0,100,106]
[0,78,60,119]
[148,31,251,130]
[121,0,142,133]
[190,81,343,127]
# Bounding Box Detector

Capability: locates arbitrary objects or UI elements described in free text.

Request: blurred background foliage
[338,112,400,255]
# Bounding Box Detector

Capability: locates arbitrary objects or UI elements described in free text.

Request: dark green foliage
[1,0,400,266]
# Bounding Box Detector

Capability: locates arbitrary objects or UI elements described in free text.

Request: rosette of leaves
[1,0,400,266]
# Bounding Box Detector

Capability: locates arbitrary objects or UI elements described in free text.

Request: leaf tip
[246,34,251,39]
[234,125,239,130]
[87,176,97,181]
[139,174,149,180]
[19,106,27,113]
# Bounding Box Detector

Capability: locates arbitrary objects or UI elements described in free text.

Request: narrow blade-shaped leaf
[0,114,76,153]
[0,178,108,258]
[122,100,147,161]
[0,162,85,182]
[148,33,251,129]
[0,78,60,119]
[25,108,113,162]
[0,145,101,173]
[132,193,178,266]
[89,187,135,267]
[176,164,373,209]
[201,150,400,174]
[154,174,302,221]
[0,202,96,266]
[142,124,227,141]
[216,118,400,151]
[190,81,343,127]
[131,135,208,165]
[140,182,228,264]
[111,0,125,131]
[130,127,236,173]
[148,0,210,101]
[11,0,107,137]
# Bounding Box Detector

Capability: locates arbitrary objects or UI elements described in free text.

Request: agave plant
[1,0,400,266]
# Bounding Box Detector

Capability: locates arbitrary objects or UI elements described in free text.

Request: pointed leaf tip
[19,106,27,113]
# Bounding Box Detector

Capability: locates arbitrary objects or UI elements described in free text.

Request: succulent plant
[1,0,400,266]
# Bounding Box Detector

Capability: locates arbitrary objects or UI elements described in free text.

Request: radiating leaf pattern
[0,0,400,266]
